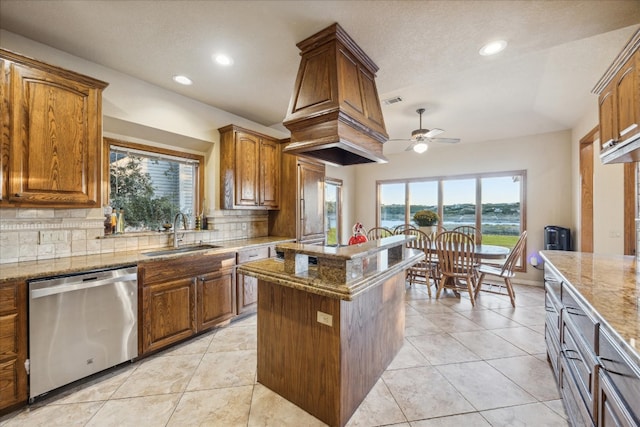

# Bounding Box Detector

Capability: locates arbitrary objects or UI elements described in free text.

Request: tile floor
[0,282,569,427]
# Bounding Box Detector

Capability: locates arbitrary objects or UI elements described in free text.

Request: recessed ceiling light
[479,40,507,56]
[172,75,193,85]
[214,54,234,66]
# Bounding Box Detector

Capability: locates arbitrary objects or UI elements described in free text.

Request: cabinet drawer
[545,324,560,379]
[561,284,599,349]
[545,291,561,337]
[598,329,640,424]
[0,313,18,358]
[561,315,597,415]
[237,246,269,264]
[141,251,236,285]
[560,355,596,427]
[598,370,639,427]
[0,286,17,314]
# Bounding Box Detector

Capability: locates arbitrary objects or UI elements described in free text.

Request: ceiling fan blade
[424,128,444,138]
[430,137,461,144]
[404,141,416,151]
[387,138,412,143]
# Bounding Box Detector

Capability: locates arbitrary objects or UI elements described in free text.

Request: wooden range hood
[282,23,389,166]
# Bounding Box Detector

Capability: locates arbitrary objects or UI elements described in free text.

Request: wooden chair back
[452,225,482,244]
[366,226,393,240]
[499,230,528,275]
[435,231,476,277]
[393,223,418,235]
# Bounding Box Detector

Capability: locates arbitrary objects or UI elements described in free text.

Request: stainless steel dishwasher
[28,265,138,400]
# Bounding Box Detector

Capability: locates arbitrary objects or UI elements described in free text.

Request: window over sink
[104,138,204,232]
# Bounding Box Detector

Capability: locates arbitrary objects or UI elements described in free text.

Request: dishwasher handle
[31,273,138,299]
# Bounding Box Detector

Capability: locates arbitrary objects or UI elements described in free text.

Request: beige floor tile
[346,377,407,426]
[408,333,482,365]
[407,299,457,315]
[480,402,569,426]
[487,355,561,401]
[449,330,527,359]
[382,366,475,421]
[492,305,546,327]
[2,402,103,427]
[228,313,257,327]
[112,354,202,398]
[209,324,257,352]
[436,361,537,411]
[85,394,181,427]
[421,312,485,333]
[164,330,215,356]
[248,383,327,427]
[457,308,520,330]
[387,339,430,370]
[411,412,492,426]
[491,326,546,354]
[405,313,444,336]
[544,399,569,420]
[52,364,136,404]
[167,386,253,426]
[187,349,257,390]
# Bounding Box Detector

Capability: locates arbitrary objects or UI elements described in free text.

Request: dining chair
[452,225,482,244]
[474,230,527,307]
[366,226,393,240]
[404,229,437,297]
[434,231,478,306]
[393,223,418,235]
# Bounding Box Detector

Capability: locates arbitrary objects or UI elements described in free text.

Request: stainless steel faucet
[173,212,189,248]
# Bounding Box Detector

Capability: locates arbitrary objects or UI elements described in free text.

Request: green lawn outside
[482,234,519,248]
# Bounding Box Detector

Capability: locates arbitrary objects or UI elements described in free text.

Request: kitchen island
[540,250,640,427]
[237,235,424,427]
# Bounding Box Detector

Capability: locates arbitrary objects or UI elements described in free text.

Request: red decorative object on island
[348,222,368,245]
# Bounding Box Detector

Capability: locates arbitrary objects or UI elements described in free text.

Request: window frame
[376,170,527,271]
[103,137,205,231]
[324,177,343,246]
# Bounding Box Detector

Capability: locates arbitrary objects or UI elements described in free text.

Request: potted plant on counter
[413,210,439,236]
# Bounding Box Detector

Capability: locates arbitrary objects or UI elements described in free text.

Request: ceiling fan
[389,108,460,153]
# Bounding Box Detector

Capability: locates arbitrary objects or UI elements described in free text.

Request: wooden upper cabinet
[615,50,639,143]
[219,125,280,210]
[0,49,107,207]
[594,31,639,163]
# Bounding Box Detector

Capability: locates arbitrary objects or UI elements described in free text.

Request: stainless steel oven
[28,265,138,400]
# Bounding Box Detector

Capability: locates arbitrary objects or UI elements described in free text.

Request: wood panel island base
[237,236,423,427]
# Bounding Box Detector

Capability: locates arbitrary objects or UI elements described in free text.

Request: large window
[105,138,204,232]
[377,170,526,267]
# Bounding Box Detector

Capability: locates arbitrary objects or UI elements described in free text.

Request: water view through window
[377,171,524,250]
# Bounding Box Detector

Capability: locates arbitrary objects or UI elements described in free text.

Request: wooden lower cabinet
[197,268,236,330]
[0,280,27,414]
[141,277,196,354]
[139,251,236,356]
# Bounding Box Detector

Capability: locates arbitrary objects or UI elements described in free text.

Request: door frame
[579,127,596,252]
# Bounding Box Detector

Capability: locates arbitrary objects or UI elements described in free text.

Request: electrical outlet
[242,222,247,231]
[317,311,333,327]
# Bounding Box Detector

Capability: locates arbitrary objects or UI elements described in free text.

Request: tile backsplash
[0,208,269,265]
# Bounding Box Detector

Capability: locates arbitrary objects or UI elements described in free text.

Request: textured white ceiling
[1,0,639,153]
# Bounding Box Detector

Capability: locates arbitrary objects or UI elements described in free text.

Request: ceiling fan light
[479,40,507,56]
[413,142,428,154]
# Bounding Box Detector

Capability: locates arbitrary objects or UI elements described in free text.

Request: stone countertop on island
[0,236,295,283]
[540,250,639,359]
[238,235,425,301]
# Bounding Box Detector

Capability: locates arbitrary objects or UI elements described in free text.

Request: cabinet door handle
[562,349,582,361]
[565,306,585,317]
[300,199,305,221]
[598,357,627,376]
[248,254,259,258]
[14,193,22,197]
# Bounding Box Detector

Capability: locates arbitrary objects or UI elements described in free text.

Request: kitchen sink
[142,244,223,257]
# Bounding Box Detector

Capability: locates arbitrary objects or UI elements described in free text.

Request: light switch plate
[317,311,333,327]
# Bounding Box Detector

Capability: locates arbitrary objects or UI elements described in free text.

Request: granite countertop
[0,236,294,284]
[539,250,639,359]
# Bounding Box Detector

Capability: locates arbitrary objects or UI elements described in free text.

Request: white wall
[351,130,574,284]
[570,103,625,255]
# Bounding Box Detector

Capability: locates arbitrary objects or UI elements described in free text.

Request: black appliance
[544,225,571,251]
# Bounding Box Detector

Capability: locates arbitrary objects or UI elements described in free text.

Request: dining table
[423,243,510,260]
